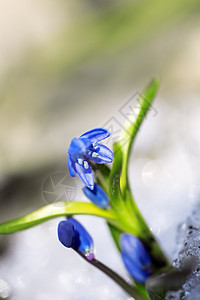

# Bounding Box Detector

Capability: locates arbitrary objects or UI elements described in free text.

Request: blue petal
[58,221,75,248]
[68,137,91,156]
[121,251,151,283]
[120,234,151,269]
[68,217,94,259]
[68,156,76,177]
[74,157,94,190]
[87,143,114,164]
[82,183,109,209]
[80,128,110,143]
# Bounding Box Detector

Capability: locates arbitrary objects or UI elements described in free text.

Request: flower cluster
[61,128,153,285]
[0,79,172,300]
[57,127,154,297]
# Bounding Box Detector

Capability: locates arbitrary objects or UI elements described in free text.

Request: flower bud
[58,218,95,260]
[57,221,75,248]
[82,183,109,209]
[68,217,94,260]
[120,234,152,283]
[121,252,151,283]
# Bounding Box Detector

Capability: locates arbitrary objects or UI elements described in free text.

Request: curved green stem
[74,249,147,300]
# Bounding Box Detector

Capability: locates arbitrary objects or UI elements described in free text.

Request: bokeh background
[0,1,200,299]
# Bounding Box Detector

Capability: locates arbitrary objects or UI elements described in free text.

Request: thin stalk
[74,249,147,300]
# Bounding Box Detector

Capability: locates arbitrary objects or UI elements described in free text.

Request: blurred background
[0,0,200,299]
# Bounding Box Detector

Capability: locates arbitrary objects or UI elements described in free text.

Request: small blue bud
[82,183,109,209]
[121,252,151,283]
[120,234,151,268]
[57,221,75,248]
[68,217,94,260]
[120,234,152,283]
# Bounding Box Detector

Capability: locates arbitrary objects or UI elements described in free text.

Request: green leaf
[94,163,111,195]
[120,78,160,196]
[0,201,117,234]
[108,143,150,237]
[108,142,124,209]
[107,222,122,251]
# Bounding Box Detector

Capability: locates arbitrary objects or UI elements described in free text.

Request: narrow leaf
[109,142,124,209]
[107,222,122,251]
[0,201,116,234]
[94,163,111,195]
[120,78,160,196]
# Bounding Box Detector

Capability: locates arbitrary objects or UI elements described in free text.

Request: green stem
[74,249,146,300]
[135,282,149,300]
[127,189,170,269]
[94,160,171,270]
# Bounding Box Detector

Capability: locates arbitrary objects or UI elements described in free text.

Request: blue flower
[57,218,94,260]
[82,183,109,209]
[120,233,152,283]
[68,128,113,190]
